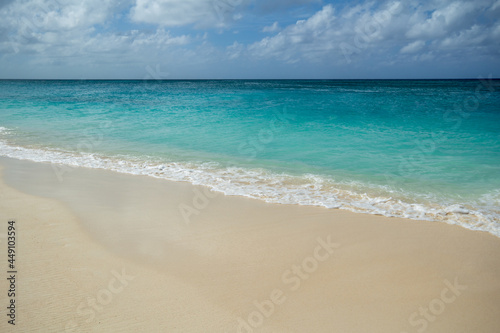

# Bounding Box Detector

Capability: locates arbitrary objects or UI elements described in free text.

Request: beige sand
[0,156,499,332]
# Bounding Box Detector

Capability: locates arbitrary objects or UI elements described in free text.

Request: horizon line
[0,78,499,81]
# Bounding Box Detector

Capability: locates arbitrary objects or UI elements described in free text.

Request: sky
[0,0,499,79]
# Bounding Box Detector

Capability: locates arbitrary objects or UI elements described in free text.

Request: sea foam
[1,137,499,238]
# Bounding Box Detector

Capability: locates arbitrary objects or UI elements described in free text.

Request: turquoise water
[0,80,499,235]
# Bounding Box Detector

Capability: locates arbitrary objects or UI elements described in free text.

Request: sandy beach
[1,0,499,330]
[1,156,500,332]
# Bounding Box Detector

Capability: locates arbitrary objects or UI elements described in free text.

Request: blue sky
[0,0,499,79]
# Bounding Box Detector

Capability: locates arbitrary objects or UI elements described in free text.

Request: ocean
[0,79,499,236]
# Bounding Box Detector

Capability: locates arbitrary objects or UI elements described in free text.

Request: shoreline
[1,156,500,332]
[0,136,497,238]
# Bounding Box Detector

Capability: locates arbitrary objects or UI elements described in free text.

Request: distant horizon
[1,78,499,81]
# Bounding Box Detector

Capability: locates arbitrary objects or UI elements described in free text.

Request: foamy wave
[1,139,499,237]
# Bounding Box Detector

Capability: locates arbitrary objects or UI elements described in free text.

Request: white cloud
[262,21,280,33]
[226,41,244,59]
[249,5,337,61]
[0,0,195,51]
[440,25,486,48]
[130,0,246,28]
[248,2,401,62]
[0,0,204,78]
[0,0,499,78]
[406,1,480,39]
[248,0,500,66]
[2,0,120,31]
[492,0,500,10]
[400,40,425,54]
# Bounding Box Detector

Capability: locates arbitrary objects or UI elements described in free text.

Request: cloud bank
[0,0,498,78]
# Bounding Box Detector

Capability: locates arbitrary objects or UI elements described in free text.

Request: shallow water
[0,79,499,236]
